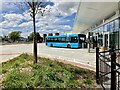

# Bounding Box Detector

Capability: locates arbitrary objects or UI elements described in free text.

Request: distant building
[48,33,53,36]
[55,33,59,36]
[43,34,47,42]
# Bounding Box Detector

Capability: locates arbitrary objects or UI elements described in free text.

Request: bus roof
[46,34,85,38]
[46,34,67,38]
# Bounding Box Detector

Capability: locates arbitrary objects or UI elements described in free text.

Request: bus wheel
[50,44,53,47]
[67,44,71,48]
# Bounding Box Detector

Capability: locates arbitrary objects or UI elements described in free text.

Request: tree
[36,32,41,41]
[28,32,42,42]
[0,36,2,42]
[15,0,51,63]
[28,32,34,41]
[8,31,21,42]
[36,32,43,43]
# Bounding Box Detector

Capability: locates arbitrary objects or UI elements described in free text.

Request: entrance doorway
[103,32,109,49]
[110,31,119,49]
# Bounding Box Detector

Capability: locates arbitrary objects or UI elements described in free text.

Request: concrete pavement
[1,43,96,71]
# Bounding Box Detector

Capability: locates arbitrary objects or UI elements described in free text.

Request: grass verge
[1,53,98,89]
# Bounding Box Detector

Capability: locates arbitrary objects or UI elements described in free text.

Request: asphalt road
[0,43,96,70]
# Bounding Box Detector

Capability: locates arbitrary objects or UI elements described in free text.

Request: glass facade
[119,28,120,49]
[92,17,120,49]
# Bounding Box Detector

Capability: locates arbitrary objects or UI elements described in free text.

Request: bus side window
[51,38,54,42]
[66,37,70,42]
[61,37,66,42]
[54,38,57,42]
[46,38,50,42]
[58,37,61,42]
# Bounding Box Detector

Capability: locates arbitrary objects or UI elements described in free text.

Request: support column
[118,25,120,49]
[108,32,110,48]
[117,14,120,49]
[103,33,105,47]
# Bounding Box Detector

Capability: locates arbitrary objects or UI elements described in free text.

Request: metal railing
[96,47,120,90]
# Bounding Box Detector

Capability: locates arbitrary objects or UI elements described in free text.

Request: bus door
[60,37,67,47]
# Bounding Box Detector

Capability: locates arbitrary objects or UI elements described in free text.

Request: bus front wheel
[67,44,71,48]
[50,44,53,47]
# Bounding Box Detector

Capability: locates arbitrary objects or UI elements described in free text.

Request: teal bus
[45,34,86,48]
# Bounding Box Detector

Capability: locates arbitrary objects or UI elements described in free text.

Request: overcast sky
[0,0,79,37]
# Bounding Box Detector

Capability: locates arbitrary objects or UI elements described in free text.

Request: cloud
[50,0,80,2]
[38,29,60,34]
[19,21,33,28]
[0,1,77,37]
[0,20,20,28]
[64,25,71,29]
[0,29,9,36]
[23,11,32,20]
[38,24,72,32]
[36,15,66,27]
[21,32,30,38]
[3,13,23,21]
[35,2,78,19]
[0,28,18,36]
[49,2,78,17]
[56,2,78,16]
[0,13,24,28]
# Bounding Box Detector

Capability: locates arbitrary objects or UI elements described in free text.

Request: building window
[104,24,107,32]
[98,33,103,47]
[107,23,110,31]
[95,28,99,33]
[93,28,98,34]
[109,21,114,32]
[115,19,119,31]
[99,27,103,32]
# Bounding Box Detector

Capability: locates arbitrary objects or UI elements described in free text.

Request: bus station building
[73,1,120,49]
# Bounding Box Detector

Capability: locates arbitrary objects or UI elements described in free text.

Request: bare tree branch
[35,1,43,15]
[24,0,31,9]
[27,2,33,8]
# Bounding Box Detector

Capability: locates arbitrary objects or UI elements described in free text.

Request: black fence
[96,47,120,90]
